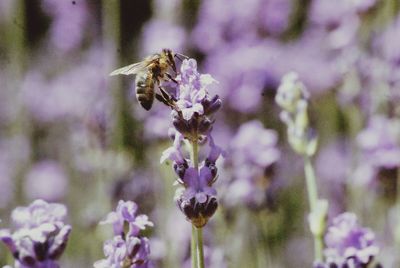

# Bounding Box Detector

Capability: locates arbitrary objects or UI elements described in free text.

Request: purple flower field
[0,0,399,267]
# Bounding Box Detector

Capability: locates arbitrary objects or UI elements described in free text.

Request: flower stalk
[304,155,324,261]
[159,58,222,267]
[276,72,327,263]
[190,138,205,268]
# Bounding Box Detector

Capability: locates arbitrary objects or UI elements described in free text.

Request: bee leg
[156,87,175,108]
[159,86,172,101]
[166,73,178,84]
[155,93,170,106]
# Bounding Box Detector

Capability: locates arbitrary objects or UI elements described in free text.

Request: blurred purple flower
[21,47,112,123]
[192,0,291,52]
[318,144,347,172]
[42,0,89,53]
[203,35,340,113]
[222,120,280,208]
[321,212,379,267]
[277,33,341,93]
[357,115,400,169]
[140,19,186,57]
[96,200,153,268]
[310,0,375,28]
[374,15,400,65]
[0,200,71,268]
[203,41,281,112]
[134,103,171,140]
[259,0,291,35]
[24,160,68,202]
[315,140,349,216]
[352,115,400,198]
[310,0,376,50]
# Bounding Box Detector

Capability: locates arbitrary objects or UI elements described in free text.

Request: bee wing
[109,61,149,76]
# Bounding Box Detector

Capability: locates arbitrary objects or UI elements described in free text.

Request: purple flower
[357,115,400,169]
[139,19,186,57]
[156,57,222,227]
[41,0,89,53]
[315,140,350,216]
[134,103,172,140]
[192,0,292,52]
[374,15,400,65]
[259,0,291,35]
[230,120,280,168]
[94,236,151,268]
[171,59,221,140]
[21,47,112,123]
[100,200,153,237]
[96,201,153,268]
[175,59,219,120]
[163,135,221,227]
[0,200,71,268]
[222,120,280,208]
[202,41,282,112]
[24,160,68,202]
[322,212,379,267]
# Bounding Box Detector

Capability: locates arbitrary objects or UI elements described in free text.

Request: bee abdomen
[135,72,155,111]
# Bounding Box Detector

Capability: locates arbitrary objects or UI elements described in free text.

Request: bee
[110,48,185,111]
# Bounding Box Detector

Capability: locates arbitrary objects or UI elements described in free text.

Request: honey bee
[110,48,185,111]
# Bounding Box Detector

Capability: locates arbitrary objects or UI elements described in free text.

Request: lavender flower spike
[316,212,380,267]
[95,200,153,268]
[0,199,71,268]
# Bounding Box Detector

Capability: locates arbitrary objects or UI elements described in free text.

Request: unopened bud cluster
[276,72,317,156]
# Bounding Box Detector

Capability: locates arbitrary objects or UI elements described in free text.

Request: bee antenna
[174,53,189,61]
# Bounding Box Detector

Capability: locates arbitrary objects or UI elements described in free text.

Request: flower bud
[203,95,222,115]
[174,160,189,180]
[177,194,218,228]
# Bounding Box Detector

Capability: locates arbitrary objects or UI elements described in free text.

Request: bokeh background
[0,0,400,267]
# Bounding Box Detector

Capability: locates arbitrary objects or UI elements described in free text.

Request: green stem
[196,226,205,268]
[191,138,199,170]
[101,0,123,149]
[303,155,323,262]
[189,137,204,268]
[191,225,198,268]
[304,156,318,211]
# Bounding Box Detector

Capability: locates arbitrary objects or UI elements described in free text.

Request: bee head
[163,48,177,73]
